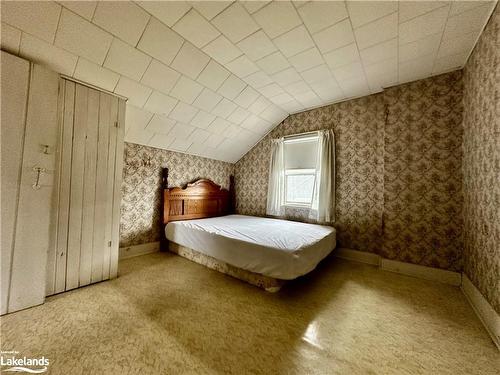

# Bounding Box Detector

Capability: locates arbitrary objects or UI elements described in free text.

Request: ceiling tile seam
[171,7,222,49]
[52,4,63,44]
[350,10,398,31]
[134,15,153,49]
[430,3,453,74]
[308,15,350,37]
[293,2,345,97]
[353,11,399,51]
[397,2,450,25]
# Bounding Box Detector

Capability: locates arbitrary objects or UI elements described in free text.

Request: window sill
[283,203,312,209]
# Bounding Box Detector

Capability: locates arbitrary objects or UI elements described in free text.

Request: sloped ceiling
[1,1,496,163]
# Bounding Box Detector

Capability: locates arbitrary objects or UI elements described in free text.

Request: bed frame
[161,168,285,292]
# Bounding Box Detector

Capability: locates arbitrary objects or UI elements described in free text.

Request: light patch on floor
[1,252,498,374]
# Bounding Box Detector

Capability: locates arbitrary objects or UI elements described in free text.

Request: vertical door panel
[66,84,88,290]
[0,53,30,314]
[8,63,59,312]
[80,88,99,285]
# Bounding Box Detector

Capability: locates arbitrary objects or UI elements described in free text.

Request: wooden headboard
[162,168,235,224]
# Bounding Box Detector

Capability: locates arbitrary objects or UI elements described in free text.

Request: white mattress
[165,215,336,280]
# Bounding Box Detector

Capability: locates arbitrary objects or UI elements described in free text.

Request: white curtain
[309,129,335,223]
[266,137,285,217]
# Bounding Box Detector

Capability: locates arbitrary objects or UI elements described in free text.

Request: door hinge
[108,241,112,247]
[114,121,119,128]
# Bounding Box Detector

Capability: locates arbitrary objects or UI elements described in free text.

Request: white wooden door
[47,79,125,295]
[1,52,60,314]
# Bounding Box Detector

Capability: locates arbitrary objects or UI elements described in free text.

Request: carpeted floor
[1,252,498,374]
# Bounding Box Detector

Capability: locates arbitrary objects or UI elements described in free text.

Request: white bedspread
[165,215,336,280]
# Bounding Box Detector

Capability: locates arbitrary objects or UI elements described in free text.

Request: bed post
[229,175,235,214]
[160,168,169,251]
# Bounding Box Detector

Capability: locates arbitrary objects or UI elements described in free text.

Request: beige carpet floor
[1,252,499,374]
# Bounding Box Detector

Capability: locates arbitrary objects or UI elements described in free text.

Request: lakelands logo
[1,351,49,373]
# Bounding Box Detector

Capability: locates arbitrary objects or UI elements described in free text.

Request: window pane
[286,174,315,204]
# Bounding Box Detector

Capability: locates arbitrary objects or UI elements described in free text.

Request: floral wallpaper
[234,71,464,272]
[462,5,499,313]
[120,143,234,247]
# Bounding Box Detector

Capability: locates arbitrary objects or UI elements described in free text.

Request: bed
[162,168,336,291]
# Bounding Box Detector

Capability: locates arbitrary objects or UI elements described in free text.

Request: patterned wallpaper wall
[120,143,234,247]
[462,6,499,313]
[234,71,464,271]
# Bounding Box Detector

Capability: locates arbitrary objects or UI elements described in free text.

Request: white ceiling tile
[187,142,208,155]
[212,2,260,43]
[55,9,112,65]
[443,3,494,40]
[399,6,449,45]
[59,1,97,20]
[170,76,204,104]
[169,136,194,152]
[259,83,285,98]
[137,18,184,65]
[360,38,397,65]
[438,31,479,59]
[273,25,315,57]
[141,60,180,94]
[347,1,398,28]
[93,1,150,46]
[1,22,21,55]
[450,0,493,16]
[248,96,272,115]
[280,100,304,113]
[212,99,238,118]
[241,1,270,14]
[202,35,243,64]
[399,1,450,23]
[338,75,370,98]
[311,82,343,102]
[104,39,151,81]
[234,86,260,108]
[171,42,210,80]
[143,91,178,116]
[244,71,274,88]
[125,104,154,133]
[127,127,155,146]
[218,75,247,100]
[237,30,277,61]
[207,117,232,134]
[136,1,191,27]
[169,102,199,123]
[173,9,220,48]
[399,33,442,62]
[114,76,153,108]
[256,51,290,75]
[270,92,295,106]
[189,127,211,144]
[197,60,231,91]
[241,114,263,131]
[19,33,78,76]
[73,58,119,92]
[205,134,224,148]
[253,1,302,38]
[260,104,287,123]
[190,110,217,129]
[2,1,61,43]
[332,61,365,82]
[364,58,398,91]
[224,124,243,138]
[294,90,322,107]
[145,114,176,135]
[272,67,302,86]
[323,43,360,69]
[225,55,260,77]
[354,12,397,49]
[285,80,311,96]
[433,51,469,74]
[227,106,250,124]
[169,122,196,139]
[192,88,223,111]
[298,1,348,34]
[190,1,232,20]
[399,54,434,84]
[301,64,334,84]
[148,134,174,149]
[313,19,355,54]
[289,47,324,72]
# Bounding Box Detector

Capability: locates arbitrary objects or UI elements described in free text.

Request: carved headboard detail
[162,168,234,224]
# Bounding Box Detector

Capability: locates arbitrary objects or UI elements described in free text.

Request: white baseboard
[335,248,380,266]
[461,274,500,350]
[335,249,461,286]
[119,242,160,260]
[380,258,462,286]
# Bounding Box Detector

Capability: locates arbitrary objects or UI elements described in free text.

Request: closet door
[1,52,60,313]
[47,80,125,294]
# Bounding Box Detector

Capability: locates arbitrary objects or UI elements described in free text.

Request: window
[283,135,318,207]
